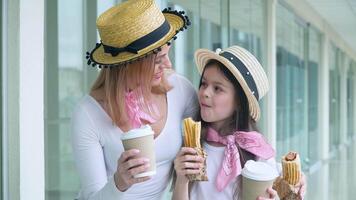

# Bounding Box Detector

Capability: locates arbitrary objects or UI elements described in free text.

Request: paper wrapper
[183,118,208,182]
[186,147,208,181]
[273,176,301,200]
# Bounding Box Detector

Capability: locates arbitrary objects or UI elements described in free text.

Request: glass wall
[347,60,355,139]
[229,0,268,133]
[307,26,321,164]
[329,44,341,151]
[45,0,119,199]
[276,3,309,168]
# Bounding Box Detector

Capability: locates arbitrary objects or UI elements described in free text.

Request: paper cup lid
[121,125,154,140]
[241,160,279,181]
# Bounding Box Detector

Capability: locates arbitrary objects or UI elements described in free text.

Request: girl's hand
[256,187,277,200]
[296,173,307,199]
[174,147,205,184]
[114,149,151,192]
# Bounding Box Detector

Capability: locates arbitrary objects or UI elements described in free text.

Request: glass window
[45,1,118,199]
[329,44,341,151]
[347,60,355,139]
[307,26,321,164]
[168,0,224,87]
[229,0,268,132]
[45,0,84,199]
[276,3,309,168]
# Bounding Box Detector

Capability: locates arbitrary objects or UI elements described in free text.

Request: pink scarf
[124,88,157,128]
[206,128,275,191]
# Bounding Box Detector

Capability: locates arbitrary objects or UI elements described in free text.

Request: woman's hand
[296,173,307,199]
[114,149,151,192]
[256,187,277,200]
[174,147,204,184]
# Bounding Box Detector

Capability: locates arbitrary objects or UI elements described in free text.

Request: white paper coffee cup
[241,160,279,200]
[121,125,156,178]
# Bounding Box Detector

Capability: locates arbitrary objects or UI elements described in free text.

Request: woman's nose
[162,56,172,69]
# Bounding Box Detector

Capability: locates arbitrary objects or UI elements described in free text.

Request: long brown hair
[90,53,172,127]
[198,60,258,199]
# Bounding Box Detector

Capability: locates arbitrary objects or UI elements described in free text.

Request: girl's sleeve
[71,105,124,200]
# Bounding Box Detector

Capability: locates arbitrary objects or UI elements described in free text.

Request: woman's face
[151,45,171,87]
[198,65,237,129]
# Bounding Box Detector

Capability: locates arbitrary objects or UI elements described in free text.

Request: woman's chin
[151,78,162,87]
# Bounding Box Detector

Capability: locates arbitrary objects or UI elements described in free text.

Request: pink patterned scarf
[124,88,157,128]
[206,127,275,191]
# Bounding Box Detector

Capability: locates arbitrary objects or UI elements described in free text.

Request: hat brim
[90,12,185,66]
[194,49,261,121]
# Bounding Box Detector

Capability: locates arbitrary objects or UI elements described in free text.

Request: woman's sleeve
[181,77,200,120]
[71,105,124,200]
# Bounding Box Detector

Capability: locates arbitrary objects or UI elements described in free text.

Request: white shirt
[190,142,279,200]
[71,73,199,200]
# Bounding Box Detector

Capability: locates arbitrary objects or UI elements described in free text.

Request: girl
[173,46,306,200]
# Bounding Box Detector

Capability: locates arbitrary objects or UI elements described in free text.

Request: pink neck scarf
[124,88,157,128]
[206,127,275,191]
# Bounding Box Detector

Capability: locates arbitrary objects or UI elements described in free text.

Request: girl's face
[151,45,172,87]
[198,65,237,129]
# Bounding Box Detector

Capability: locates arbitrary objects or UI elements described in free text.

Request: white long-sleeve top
[71,73,199,200]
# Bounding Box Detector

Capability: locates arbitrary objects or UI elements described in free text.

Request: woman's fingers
[131,176,151,184]
[118,149,140,163]
[123,157,149,170]
[127,163,150,176]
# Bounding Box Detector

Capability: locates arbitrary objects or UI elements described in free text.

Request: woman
[71,1,198,199]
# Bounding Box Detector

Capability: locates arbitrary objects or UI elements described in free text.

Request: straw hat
[194,46,269,121]
[86,0,190,67]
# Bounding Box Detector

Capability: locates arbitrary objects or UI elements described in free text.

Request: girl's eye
[200,82,208,88]
[214,86,222,92]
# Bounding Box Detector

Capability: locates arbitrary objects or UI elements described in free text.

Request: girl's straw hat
[86,0,190,68]
[195,46,269,121]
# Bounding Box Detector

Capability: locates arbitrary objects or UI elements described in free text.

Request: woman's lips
[154,71,163,79]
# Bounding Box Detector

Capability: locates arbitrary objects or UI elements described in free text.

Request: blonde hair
[91,54,172,127]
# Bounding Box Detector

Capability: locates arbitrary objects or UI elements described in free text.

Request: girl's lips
[201,103,211,108]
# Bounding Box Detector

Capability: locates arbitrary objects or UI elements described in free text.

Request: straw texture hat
[195,46,269,121]
[86,0,190,67]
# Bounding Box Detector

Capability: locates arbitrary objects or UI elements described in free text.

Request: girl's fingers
[267,187,277,198]
[182,169,201,175]
[256,187,277,200]
[182,155,204,163]
[179,147,198,156]
[182,162,202,169]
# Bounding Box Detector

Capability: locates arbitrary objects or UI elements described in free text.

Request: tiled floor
[306,140,356,200]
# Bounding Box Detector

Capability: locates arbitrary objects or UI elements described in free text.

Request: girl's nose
[201,87,210,98]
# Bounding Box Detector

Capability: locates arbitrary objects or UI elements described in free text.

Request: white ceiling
[305,0,356,55]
